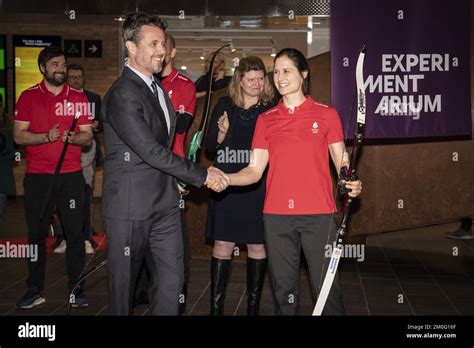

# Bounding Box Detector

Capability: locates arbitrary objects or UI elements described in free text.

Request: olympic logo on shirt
[311,121,319,134]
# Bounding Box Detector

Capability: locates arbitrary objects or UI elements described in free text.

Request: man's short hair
[122,12,167,54]
[37,46,66,72]
[67,63,84,76]
[165,33,176,49]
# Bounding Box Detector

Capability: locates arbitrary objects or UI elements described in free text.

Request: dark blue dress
[204,96,276,244]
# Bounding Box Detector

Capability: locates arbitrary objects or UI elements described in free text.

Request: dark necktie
[151,81,159,98]
[150,80,171,134]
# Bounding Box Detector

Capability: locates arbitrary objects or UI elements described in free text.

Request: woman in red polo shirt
[223,48,362,315]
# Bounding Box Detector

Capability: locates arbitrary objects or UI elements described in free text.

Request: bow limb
[337,44,366,243]
[349,44,367,171]
[40,111,81,220]
[66,234,107,315]
[313,45,367,316]
[187,44,230,160]
[182,44,231,188]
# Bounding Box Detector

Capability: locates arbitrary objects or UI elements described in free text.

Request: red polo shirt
[161,69,196,157]
[15,81,93,174]
[252,96,344,215]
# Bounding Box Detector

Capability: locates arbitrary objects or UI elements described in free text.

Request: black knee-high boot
[210,257,232,315]
[247,257,267,316]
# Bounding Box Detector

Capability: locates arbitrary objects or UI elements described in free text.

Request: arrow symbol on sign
[88,45,98,53]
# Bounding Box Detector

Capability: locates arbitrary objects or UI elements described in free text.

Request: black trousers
[24,171,86,291]
[83,184,93,240]
[104,206,183,315]
[263,213,345,315]
[135,200,190,300]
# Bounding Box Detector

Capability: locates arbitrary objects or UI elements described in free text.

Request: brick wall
[1,13,120,196]
[0,13,121,114]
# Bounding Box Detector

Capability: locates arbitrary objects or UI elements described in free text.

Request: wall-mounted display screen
[13,35,60,102]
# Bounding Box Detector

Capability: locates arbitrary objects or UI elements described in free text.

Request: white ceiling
[0,12,331,79]
[162,15,330,79]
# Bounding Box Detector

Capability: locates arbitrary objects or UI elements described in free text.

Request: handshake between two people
[204,166,230,192]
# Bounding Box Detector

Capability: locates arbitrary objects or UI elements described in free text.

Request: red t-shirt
[161,69,196,157]
[252,96,344,215]
[15,81,93,174]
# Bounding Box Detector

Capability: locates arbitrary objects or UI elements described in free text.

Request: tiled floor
[1,198,473,316]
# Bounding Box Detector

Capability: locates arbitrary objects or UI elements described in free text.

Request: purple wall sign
[331,0,471,139]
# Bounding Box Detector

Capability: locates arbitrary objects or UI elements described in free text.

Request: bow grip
[337,166,358,195]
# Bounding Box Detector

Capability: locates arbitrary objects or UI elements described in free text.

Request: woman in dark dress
[204,56,276,315]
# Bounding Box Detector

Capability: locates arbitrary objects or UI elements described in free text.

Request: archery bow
[66,234,107,315]
[187,44,231,163]
[313,44,367,316]
[40,111,81,220]
[178,44,231,189]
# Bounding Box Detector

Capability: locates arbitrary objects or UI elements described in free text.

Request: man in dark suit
[66,63,102,158]
[66,64,101,123]
[65,64,102,254]
[102,12,229,315]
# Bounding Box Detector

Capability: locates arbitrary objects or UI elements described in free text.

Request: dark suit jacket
[84,89,103,166]
[84,89,102,123]
[101,67,207,221]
